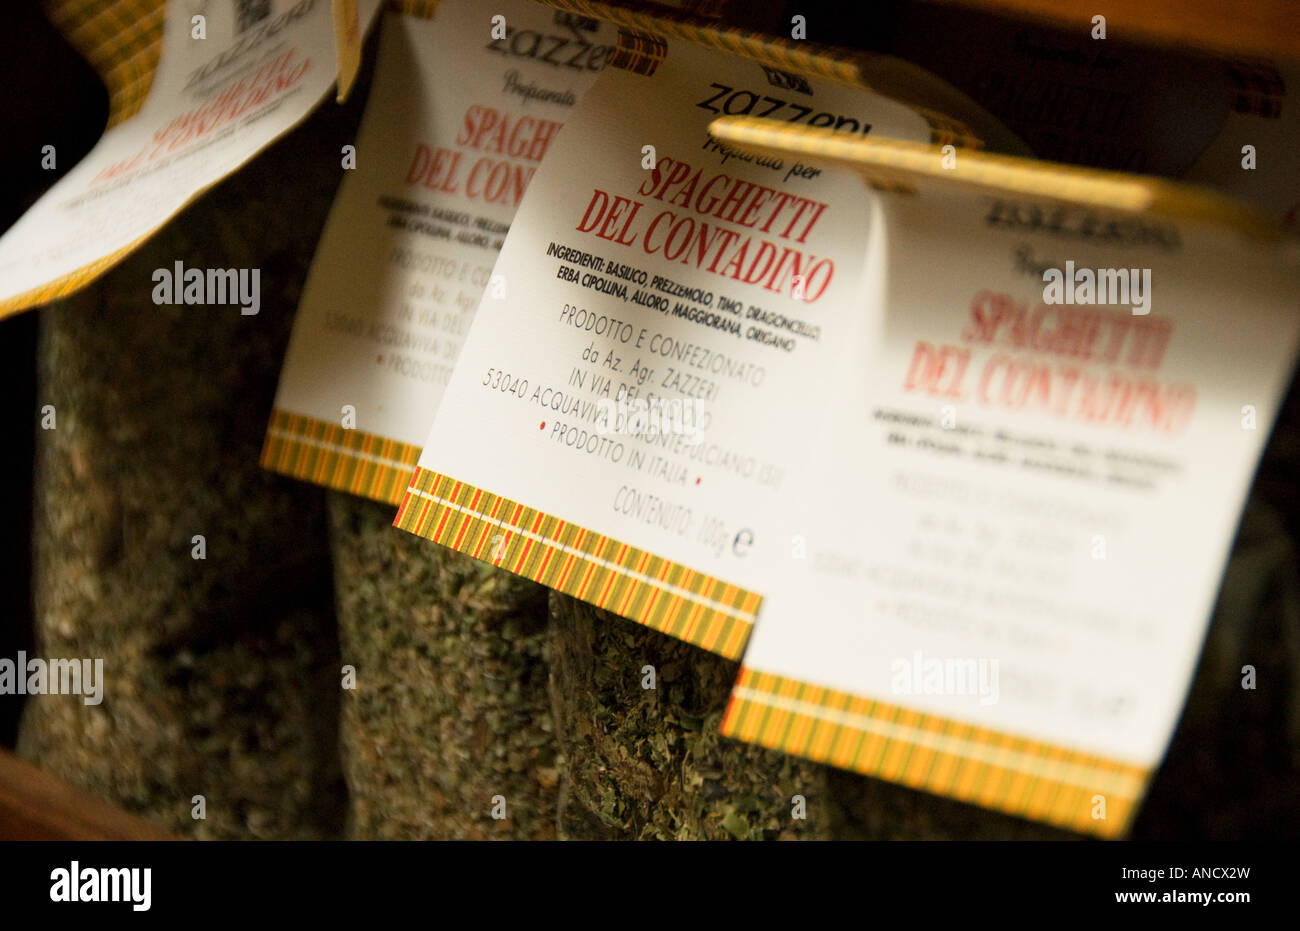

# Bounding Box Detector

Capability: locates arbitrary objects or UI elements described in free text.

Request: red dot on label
[695,476,701,485]
[539,421,545,430]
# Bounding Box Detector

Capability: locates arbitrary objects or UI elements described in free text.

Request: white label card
[263,1,615,503]
[723,182,1300,836]
[0,0,382,315]
[393,34,934,658]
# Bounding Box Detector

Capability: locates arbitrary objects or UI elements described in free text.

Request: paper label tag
[392,34,936,658]
[0,0,382,316]
[721,183,1300,835]
[263,1,615,503]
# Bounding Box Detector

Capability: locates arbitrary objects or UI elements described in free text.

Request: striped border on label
[45,0,166,127]
[609,28,668,76]
[0,230,157,318]
[721,667,1149,837]
[42,0,433,129]
[394,466,757,658]
[260,408,421,505]
[4,0,401,320]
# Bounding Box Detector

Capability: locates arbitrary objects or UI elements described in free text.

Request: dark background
[0,1,107,745]
[2,0,1297,839]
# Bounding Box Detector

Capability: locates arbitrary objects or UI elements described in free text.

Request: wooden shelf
[0,748,175,841]
[931,0,1300,60]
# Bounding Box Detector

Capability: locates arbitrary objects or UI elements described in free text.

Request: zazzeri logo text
[484,15,611,71]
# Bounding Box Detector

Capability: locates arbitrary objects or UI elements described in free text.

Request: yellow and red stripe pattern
[260,408,422,505]
[394,466,758,658]
[721,667,1150,837]
[44,0,166,128]
[608,28,669,76]
[41,0,432,127]
[0,231,160,319]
